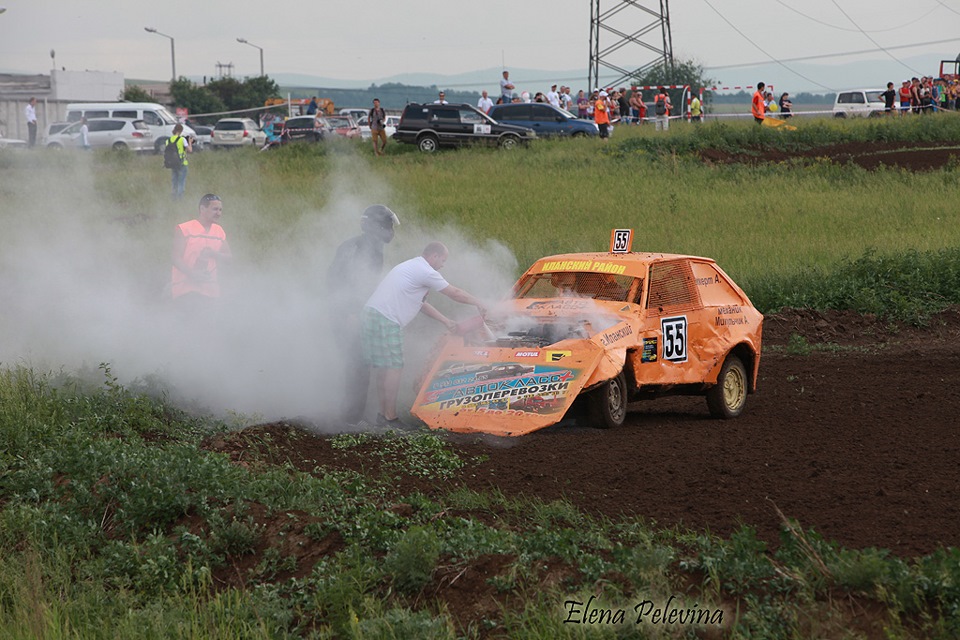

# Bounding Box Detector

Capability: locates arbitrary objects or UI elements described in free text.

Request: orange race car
[412,230,763,436]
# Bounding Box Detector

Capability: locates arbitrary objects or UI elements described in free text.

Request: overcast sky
[1,0,958,93]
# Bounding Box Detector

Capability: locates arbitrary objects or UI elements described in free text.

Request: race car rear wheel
[706,354,747,419]
[588,371,627,429]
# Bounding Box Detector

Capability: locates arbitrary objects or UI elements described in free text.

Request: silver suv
[45,118,154,151]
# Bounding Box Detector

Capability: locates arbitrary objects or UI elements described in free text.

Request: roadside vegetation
[1,115,959,637]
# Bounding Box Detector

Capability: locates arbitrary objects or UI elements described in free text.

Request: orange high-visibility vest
[594,99,610,125]
[171,219,226,298]
[751,91,765,119]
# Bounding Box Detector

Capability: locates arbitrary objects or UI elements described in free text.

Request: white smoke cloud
[0,150,518,430]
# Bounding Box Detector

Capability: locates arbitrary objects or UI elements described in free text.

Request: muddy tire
[706,354,748,419]
[588,371,628,429]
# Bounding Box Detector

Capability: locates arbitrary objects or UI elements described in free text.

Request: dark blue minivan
[488,103,599,137]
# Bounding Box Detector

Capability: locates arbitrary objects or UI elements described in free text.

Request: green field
[1,118,959,638]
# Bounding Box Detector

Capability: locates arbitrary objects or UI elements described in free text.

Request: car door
[530,105,566,136]
[637,259,708,385]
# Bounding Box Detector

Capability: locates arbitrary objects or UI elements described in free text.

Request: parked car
[281,116,325,143]
[833,89,886,118]
[394,103,536,152]
[46,122,74,137]
[184,122,213,150]
[65,102,195,153]
[357,113,401,140]
[488,103,599,137]
[339,107,368,123]
[45,118,154,152]
[0,137,28,150]
[412,231,764,436]
[210,118,266,148]
[319,115,361,139]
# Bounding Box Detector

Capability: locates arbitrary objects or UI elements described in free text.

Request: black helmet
[360,204,400,243]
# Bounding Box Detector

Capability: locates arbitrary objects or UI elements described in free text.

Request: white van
[65,102,195,153]
[832,90,886,118]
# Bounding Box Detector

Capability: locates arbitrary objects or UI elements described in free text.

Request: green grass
[2,118,960,637]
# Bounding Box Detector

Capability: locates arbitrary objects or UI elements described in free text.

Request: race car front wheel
[588,371,627,429]
[706,354,747,419]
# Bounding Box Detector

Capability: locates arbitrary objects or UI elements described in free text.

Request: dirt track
[207,307,960,558]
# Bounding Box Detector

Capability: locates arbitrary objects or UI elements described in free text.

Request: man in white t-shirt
[546,84,561,108]
[79,117,90,150]
[25,97,38,148]
[477,90,494,114]
[361,242,486,429]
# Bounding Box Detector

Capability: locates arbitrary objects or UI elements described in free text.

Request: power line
[934,0,960,17]
[704,37,960,71]
[829,0,924,76]
[698,0,835,91]
[774,0,939,33]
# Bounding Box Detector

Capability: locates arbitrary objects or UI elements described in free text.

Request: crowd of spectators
[894,76,959,114]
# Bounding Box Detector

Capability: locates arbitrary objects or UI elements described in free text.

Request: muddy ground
[206,305,960,559]
[699,139,960,171]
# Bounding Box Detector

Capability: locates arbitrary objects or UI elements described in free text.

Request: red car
[318,115,361,139]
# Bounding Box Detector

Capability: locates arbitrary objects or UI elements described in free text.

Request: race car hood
[411,298,635,436]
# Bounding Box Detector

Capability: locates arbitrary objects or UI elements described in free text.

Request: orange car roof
[526,252,712,279]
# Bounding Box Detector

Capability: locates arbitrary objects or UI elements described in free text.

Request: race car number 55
[661,316,687,362]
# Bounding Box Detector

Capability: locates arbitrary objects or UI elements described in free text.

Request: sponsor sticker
[546,350,571,362]
[641,337,658,362]
[514,351,540,357]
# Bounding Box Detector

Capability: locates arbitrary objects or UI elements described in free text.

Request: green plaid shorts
[361,307,404,368]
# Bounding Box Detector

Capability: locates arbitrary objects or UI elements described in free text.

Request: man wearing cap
[546,84,561,108]
[594,90,611,140]
[327,205,400,428]
[171,194,231,313]
[500,70,515,103]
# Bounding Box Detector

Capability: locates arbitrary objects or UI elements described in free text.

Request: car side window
[430,108,459,122]
[142,112,162,126]
[459,109,483,124]
[499,106,528,121]
[531,105,556,119]
[102,121,125,131]
[646,260,703,314]
[113,110,138,119]
[86,110,109,119]
[850,93,865,104]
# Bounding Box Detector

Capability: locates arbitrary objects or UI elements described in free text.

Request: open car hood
[411,299,635,436]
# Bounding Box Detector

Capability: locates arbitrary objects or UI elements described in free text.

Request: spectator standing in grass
[577,90,589,118]
[880,83,897,116]
[617,88,631,124]
[689,94,702,123]
[327,205,400,428]
[778,93,793,119]
[899,81,912,115]
[630,89,646,125]
[546,84,561,108]
[167,123,193,200]
[751,83,766,124]
[369,98,387,156]
[477,90,494,114]
[361,242,486,430]
[594,90,611,140]
[78,117,91,150]
[654,87,672,131]
[25,97,37,148]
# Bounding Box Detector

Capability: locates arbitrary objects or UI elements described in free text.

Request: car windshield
[515,272,640,303]
[155,107,178,125]
[325,117,352,127]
